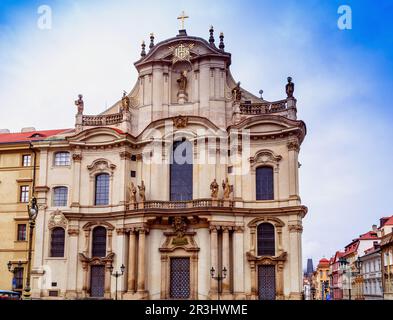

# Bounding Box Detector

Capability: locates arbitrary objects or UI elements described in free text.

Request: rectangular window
[228,166,233,174]
[131,155,137,161]
[22,155,31,166]
[20,186,29,203]
[53,187,68,207]
[54,152,70,166]
[130,170,136,178]
[17,224,27,241]
[14,267,24,290]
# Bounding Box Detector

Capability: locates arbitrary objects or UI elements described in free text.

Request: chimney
[21,127,36,133]
[380,217,389,228]
[372,224,378,232]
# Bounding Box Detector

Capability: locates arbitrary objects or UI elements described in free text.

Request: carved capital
[119,151,131,160]
[116,227,127,235]
[288,224,303,233]
[72,153,83,162]
[68,228,80,236]
[287,141,300,152]
[234,226,245,233]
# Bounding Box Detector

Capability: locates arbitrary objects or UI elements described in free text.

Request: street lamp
[23,197,38,299]
[210,266,227,300]
[110,263,125,300]
[7,260,22,290]
[338,257,351,300]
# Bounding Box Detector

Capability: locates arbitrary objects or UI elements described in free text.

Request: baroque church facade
[30,25,307,300]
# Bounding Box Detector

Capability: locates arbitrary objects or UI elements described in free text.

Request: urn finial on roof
[219,32,225,50]
[140,40,146,57]
[149,33,155,50]
[209,25,215,45]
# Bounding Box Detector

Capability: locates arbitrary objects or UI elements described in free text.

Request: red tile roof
[0,129,68,144]
[358,231,379,240]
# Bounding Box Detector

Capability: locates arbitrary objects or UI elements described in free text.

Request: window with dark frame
[92,226,107,257]
[170,140,193,201]
[130,170,136,178]
[50,227,65,257]
[54,152,70,166]
[22,154,31,166]
[257,223,275,256]
[20,185,29,203]
[14,267,24,290]
[95,173,110,205]
[17,224,27,241]
[131,155,137,161]
[53,186,68,207]
[256,166,274,200]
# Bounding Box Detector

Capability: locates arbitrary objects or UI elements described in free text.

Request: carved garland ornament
[87,158,116,177]
[173,115,188,128]
[249,149,282,170]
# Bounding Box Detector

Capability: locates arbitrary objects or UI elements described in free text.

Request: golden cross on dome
[177,11,189,30]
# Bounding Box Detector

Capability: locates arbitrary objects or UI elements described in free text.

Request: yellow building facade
[314,258,330,300]
[0,129,65,292]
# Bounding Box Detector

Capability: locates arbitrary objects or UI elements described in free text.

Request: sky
[0,0,392,268]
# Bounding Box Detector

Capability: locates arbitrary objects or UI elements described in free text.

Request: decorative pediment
[249,149,282,169]
[82,221,115,231]
[159,217,200,253]
[248,216,285,228]
[87,159,116,177]
[67,127,125,146]
[48,210,68,230]
[78,252,115,266]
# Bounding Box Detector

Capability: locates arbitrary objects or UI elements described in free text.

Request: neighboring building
[341,229,379,300]
[0,129,66,292]
[30,24,308,300]
[380,216,393,300]
[359,242,383,300]
[314,258,330,300]
[303,258,314,300]
[329,251,344,300]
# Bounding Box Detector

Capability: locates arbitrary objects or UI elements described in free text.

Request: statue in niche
[222,177,232,200]
[177,70,188,92]
[74,94,84,114]
[138,180,146,202]
[210,179,219,198]
[128,181,137,203]
[232,82,242,102]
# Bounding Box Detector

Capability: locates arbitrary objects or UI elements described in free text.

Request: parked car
[0,290,22,300]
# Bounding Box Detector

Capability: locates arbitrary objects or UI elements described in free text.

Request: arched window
[256,166,274,200]
[54,152,70,166]
[257,223,275,256]
[53,186,68,207]
[95,173,110,205]
[170,140,193,201]
[92,226,107,257]
[50,227,65,257]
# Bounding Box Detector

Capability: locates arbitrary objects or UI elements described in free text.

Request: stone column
[277,262,285,299]
[209,226,218,296]
[115,228,127,295]
[287,141,300,199]
[66,227,79,298]
[288,223,303,299]
[71,153,82,207]
[119,151,130,205]
[83,230,90,255]
[127,230,136,292]
[222,227,230,293]
[104,262,111,299]
[137,229,146,292]
[233,227,245,297]
[81,262,88,298]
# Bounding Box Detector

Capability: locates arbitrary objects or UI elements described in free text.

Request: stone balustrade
[82,113,123,126]
[239,99,289,115]
[127,198,234,210]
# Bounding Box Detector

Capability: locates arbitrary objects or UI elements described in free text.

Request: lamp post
[7,260,22,291]
[210,266,227,300]
[23,197,38,299]
[339,256,351,300]
[310,286,316,300]
[109,263,125,300]
[354,257,362,299]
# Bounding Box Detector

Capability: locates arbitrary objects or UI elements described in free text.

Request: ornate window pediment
[48,210,68,230]
[87,159,116,178]
[249,149,282,170]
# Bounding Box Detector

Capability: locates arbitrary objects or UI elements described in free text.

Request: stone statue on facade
[121,90,130,112]
[138,180,146,202]
[286,77,294,98]
[177,70,188,91]
[210,178,219,198]
[232,82,242,102]
[222,177,232,200]
[128,181,137,203]
[74,94,84,114]
[172,216,187,238]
